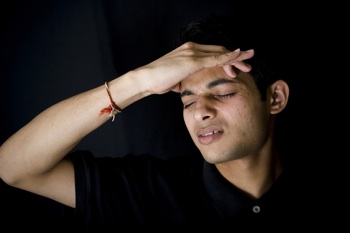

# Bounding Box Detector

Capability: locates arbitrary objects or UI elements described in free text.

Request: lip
[196,125,223,145]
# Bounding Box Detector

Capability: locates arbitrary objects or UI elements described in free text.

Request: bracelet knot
[98,82,122,121]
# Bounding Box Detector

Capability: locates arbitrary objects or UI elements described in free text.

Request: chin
[201,151,225,164]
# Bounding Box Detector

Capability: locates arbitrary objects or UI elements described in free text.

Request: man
[0,15,302,231]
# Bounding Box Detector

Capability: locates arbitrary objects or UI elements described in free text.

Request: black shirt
[71,150,310,232]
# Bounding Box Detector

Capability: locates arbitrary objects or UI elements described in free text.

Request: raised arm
[0,42,254,208]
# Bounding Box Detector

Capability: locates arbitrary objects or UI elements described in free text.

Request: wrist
[108,70,149,109]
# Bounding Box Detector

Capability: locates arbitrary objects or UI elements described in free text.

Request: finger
[234,49,255,61]
[215,49,254,67]
[181,42,231,53]
[224,49,254,74]
[203,49,241,68]
[171,83,181,93]
[231,61,252,72]
[223,65,237,78]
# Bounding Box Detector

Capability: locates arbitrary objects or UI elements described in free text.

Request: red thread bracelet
[98,82,122,121]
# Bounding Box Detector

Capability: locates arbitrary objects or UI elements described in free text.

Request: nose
[193,96,216,121]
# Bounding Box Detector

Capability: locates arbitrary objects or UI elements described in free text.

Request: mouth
[197,129,223,145]
[200,130,221,136]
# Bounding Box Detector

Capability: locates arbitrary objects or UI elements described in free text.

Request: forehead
[179,67,252,93]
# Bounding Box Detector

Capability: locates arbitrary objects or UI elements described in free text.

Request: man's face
[180,67,271,164]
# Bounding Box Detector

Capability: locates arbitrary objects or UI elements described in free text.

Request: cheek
[237,103,268,133]
[226,101,247,118]
[225,102,257,131]
[183,112,192,129]
[183,112,197,137]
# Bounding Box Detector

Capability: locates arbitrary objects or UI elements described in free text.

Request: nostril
[202,115,210,120]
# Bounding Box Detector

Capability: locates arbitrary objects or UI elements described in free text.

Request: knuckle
[182,41,195,49]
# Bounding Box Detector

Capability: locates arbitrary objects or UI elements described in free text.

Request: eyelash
[183,93,235,109]
[216,93,235,99]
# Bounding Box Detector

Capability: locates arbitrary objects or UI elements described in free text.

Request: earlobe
[270,80,289,114]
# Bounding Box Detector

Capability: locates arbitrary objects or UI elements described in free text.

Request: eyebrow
[180,78,237,98]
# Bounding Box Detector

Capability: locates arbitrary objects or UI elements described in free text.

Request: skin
[0,42,269,209]
[180,67,289,199]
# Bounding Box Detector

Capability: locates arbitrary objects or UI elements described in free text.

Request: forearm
[0,71,145,184]
[0,43,254,186]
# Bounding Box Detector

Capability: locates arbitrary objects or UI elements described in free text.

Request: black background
[0,0,340,230]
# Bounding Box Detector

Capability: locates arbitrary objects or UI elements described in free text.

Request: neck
[215,147,282,199]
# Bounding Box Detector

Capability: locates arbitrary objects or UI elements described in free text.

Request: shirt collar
[202,160,287,219]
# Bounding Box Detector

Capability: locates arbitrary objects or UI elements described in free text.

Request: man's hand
[134,42,254,95]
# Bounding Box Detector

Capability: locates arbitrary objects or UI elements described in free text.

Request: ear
[269,80,289,114]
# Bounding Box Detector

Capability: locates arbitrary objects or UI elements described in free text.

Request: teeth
[202,131,218,136]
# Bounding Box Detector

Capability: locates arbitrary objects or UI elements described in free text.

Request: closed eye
[183,102,195,109]
[183,93,235,109]
[215,93,235,99]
